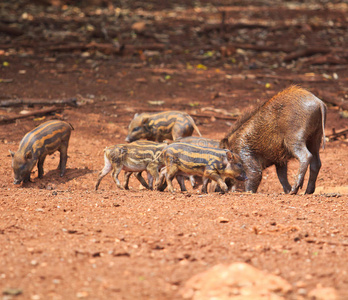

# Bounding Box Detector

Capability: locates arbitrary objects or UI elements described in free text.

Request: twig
[314,90,348,110]
[302,53,348,66]
[283,47,347,62]
[0,22,24,36]
[0,97,77,108]
[327,128,348,141]
[190,113,238,121]
[0,107,63,124]
[48,42,123,55]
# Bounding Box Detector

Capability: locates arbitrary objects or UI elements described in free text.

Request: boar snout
[236,173,248,181]
[125,136,132,143]
[13,179,21,185]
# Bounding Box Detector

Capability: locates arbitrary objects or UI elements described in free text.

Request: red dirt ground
[1,1,348,299]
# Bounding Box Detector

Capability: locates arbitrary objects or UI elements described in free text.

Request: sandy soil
[1,1,348,299]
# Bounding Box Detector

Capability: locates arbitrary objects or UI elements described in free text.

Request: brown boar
[10,120,73,184]
[125,111,201,143]
[220,85,326,194]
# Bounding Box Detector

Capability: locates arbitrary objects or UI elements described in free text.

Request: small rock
[3,288,23,296]
[308,287,339,300]
[76,291,89,298]
[30,260,38,266]
[298,288,307,295]
[131,21,146,33]
[180,262,292,300]
[217,217,229,223]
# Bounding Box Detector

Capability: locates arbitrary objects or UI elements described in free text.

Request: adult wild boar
[125,111,201,143]
[220,86,326,195]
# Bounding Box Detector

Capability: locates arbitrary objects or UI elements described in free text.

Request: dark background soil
[0,0,348,299]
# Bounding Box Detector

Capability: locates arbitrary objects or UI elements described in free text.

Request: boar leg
[95,159,113,190]
[124,171,150,190]
[176,175,187,192]
[305,140,322,194]
[58,144,68,177]
[204,170,227,194]
[136,172,150,189]
[112,166,124,189]
[290,146,312,195]
[276,164,291,194]
[208,181,218,193]
[123,172,132,190]
[147,163,161,190]
[244,159,262,193]
[156,167,168,191]
[37,155,47,179]
[165,165,179,193]
[146,173,154,190]
[201,177,210,193]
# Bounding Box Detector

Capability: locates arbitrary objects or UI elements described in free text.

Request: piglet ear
[9,150,15,158]
[141,117,149,125]
[25,151,33,160]
[134,113,139,119]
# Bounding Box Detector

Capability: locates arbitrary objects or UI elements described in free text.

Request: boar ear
[25,151,33,160]
[220,138,228,149]
[9,150,15,158]
[226,150,236,161]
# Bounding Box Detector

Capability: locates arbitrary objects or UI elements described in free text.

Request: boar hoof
[289,189,298,195]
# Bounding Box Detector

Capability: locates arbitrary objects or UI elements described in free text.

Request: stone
[180,262,292,300]
[308,287,339,300]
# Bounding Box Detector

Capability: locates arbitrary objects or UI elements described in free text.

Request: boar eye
[132,126,141,132]
[236,163,243,168]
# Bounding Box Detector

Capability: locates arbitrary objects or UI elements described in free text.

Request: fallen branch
[327,128,348,141]
[0,97,77,108]
[227,73,335,83]
[302,53,348,66]
[197,43,294,54]
[284,47,341,62]
[190,113,238,121]
[48,42,123,55]
[200,21,272,35]
[313,90,348,110]
[227,43,294,53]
[124,43,166,52]
[0,22,24,36]
[0,107,63,124]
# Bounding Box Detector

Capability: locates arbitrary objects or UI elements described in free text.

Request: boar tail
[153,150,164,165]
[321,102,327,149]
[68,122,74,130]
[187,115,202,136]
